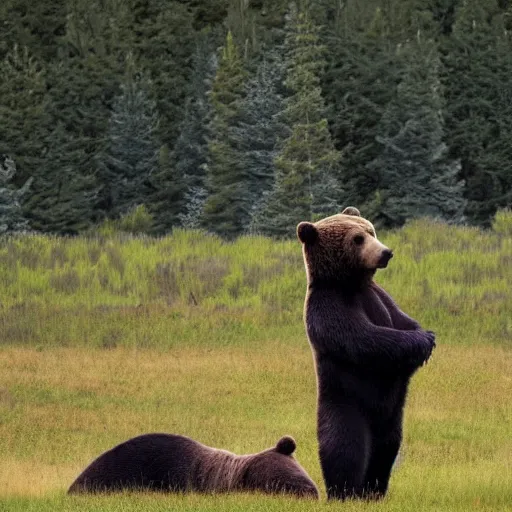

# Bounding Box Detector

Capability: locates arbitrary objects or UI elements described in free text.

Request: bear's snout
[378,249,393,268]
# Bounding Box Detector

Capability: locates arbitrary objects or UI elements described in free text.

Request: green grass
[0,220,511,349]
[0,219,511,510]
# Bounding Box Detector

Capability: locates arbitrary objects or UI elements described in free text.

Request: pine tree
[0,42,99,233]
[409,0,460,37]
[174,35,218,230]
[178,186,208,230]
[477,26,512,213]
[322,6,403,213]
[97,64,160,220]
[149,144,184,234]
[367,41,465,227]
[442,0,512,224]
[127,0,196,150]
[25,122,99,233]
[0,44,48,186]
[0,156,32,233]
[192,0,230,29]
[50,0,123,148]
[233,51,287,233]
[260,4,340,238]
[29,0,122,232]
[202,31,247,239]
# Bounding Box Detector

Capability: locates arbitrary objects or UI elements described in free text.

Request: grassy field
[0,219,511,511]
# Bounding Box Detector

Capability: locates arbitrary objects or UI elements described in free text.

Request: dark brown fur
[68,433,319,498]
[298,208,435,500]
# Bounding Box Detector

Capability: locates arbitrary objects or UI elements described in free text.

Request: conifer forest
[1,0,511,238]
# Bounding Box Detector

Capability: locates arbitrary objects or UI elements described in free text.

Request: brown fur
[68,433,319,498]
[297,207,435,500]
[298,208,392,291]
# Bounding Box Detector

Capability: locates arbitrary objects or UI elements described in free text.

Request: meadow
[0,218,511,511]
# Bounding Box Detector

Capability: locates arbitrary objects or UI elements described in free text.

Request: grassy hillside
[1,219,511,511]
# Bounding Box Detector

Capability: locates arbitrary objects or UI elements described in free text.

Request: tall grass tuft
[492,208,512,236]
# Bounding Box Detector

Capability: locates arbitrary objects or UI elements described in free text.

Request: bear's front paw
[422,330,436,364]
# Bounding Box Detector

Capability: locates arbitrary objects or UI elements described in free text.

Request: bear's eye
[353,235,364,246]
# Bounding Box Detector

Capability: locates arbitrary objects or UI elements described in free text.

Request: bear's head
[297,207,393,288]
[241,436,319,498]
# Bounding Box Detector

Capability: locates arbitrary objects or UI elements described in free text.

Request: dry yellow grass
[0,459,76,498]
[1,342,511,510]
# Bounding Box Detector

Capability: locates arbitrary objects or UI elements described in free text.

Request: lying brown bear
[68,433,318,498]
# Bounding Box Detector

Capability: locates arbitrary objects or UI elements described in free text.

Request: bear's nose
[379,249,393,267]
[383,249,393,261]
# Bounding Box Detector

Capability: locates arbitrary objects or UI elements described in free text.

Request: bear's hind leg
[318,404,372,500]
[364,434,401,499]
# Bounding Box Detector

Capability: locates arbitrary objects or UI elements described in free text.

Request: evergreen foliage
[150,143,185,234]
[127,0,196,149]
[97,65,160,220]
[234,52,287,233]
[323,29,399,212]
[1,0,511,236]
[0,44,47,185]
[26,0,121,233]
[202,31,248,239]
[226,0,258,55]
[175,35,218,230]
[0,0,67,63]
[25,122,99,234]
[260,4,340,237]
[367,41,465,227]
[441,0,512,225]
[0,156,32,233]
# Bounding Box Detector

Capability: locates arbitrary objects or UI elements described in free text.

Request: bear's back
[68,433,200,493]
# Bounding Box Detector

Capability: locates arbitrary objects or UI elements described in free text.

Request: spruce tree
[174,35,218,230]
[442,0,511,224]
[97,65,160,220]
[367,41,465,227]
[0,41,99,233]
[322,6,402,213]
[0,44,47,186]
[226,0,258,55]
[29,0,122,232]
[149,144,184,234]
[233,51,287,233]
[25,122,99,233]
[127,0,196,149]
[0,156,32,233]
[202,31,247,239]
[478,27,512,213]
[260,4,340,238]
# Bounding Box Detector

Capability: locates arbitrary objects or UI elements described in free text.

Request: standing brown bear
[297,207,435,500]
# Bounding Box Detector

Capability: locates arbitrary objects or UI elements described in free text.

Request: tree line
[1,0,511,238]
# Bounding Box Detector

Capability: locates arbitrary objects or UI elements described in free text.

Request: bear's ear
[297,222,318,244]
[341,206,361,217]
[275,436,296,455]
